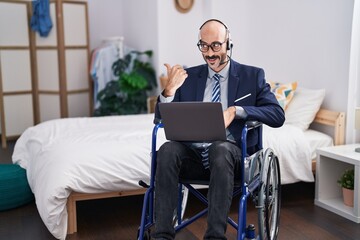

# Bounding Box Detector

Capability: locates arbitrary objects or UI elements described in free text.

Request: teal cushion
[0,164,34,211]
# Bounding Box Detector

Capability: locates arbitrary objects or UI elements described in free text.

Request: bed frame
[311,109,345,171]
[66,107,345,234]
[67,189,146,234]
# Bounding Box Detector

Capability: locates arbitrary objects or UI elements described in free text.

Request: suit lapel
[227,61,240,107]
[195,66,208,101]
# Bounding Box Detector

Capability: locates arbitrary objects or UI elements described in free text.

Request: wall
[121,0,158,74]
[206,0,354,112]
[88,0,354,114]
[157,0,205,74]
[88,0,124,50]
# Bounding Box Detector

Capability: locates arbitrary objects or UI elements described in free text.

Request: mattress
[304,129,334,160]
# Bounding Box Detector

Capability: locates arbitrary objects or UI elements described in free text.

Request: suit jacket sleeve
[228,64,285,148]
[241,68,285,127]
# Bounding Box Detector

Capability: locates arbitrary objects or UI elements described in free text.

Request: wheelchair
[138,121,281,240]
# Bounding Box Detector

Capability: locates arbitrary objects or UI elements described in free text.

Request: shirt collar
[208,61,230,80]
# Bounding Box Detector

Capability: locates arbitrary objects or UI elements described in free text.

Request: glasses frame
[197,38,227,53]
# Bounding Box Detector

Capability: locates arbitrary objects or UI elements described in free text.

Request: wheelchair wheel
[257,149,281,240]
[172,185,189,227]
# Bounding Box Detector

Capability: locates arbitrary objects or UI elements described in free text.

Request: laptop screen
[158,102,226,142]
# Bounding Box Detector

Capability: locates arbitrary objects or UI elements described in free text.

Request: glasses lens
[198,43,208,52]
[211,42,222,52]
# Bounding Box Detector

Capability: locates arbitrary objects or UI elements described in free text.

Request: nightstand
[314,144,360,223]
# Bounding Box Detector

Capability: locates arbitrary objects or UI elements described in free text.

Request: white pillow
[285,87,325,131]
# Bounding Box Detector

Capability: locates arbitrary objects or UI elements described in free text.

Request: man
[153,19,285,240]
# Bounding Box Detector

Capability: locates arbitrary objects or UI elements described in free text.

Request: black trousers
[153,141,242,240]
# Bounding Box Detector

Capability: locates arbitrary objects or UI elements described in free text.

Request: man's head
[197,19,232,72]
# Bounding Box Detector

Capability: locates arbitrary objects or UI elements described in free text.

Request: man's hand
[163,63,188,97]
[223,106,236,128]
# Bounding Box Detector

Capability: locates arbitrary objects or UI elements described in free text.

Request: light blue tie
[201,74,222,169]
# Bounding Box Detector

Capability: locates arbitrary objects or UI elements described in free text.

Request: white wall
[88,0,354,113]
[121,0,159,88]
[88,0,124,50]
[157,0,205,74]
[209,0,354,112]
[121,0,158,52]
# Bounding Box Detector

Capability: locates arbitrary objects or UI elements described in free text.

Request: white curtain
[346,0,360,144]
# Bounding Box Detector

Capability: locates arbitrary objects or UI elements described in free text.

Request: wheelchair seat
[138,121,281,240]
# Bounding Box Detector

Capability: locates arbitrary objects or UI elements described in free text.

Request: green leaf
[338,169,354,190]
[94,49,156,116]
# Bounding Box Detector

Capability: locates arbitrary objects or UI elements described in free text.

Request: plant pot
[342,187,354,207]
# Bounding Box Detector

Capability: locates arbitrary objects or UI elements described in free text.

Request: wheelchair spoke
[258,150,281,240]
[172,185,189,227]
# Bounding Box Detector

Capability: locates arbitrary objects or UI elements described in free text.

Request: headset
[199,19,233,51]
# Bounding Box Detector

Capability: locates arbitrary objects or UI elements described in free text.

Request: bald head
[199,19,228,42]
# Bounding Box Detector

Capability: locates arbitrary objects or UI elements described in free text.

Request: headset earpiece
[227,38,233,50]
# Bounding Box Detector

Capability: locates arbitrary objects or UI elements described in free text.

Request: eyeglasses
[197,39,227,53]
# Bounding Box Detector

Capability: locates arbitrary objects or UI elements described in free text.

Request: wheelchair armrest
[245,121,262,131]
[241,121,263,154]
[153,118,162,125]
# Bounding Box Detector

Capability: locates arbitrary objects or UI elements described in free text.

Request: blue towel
[30,0,53,37]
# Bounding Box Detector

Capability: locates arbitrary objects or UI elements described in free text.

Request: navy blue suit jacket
[155,59,285,148]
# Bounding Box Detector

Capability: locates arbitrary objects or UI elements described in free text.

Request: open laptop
[158,102,226,142]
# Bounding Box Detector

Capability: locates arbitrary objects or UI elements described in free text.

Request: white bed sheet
[304,129,333,160]
[13,115,318,239]
[263,124,315,185]
[12,114,166,240]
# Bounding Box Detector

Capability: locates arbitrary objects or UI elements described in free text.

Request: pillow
[285,87,326,131]
[269,81,297,110]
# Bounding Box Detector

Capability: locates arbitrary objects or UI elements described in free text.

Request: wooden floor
[1,142,360,240]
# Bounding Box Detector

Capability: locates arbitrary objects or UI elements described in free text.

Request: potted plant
[94,50,157,116]
[337,169,354,207]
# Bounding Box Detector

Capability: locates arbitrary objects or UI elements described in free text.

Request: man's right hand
[163,63,188,97]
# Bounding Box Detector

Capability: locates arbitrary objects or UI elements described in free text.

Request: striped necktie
[201,73,222,169]
[212,73,221,102]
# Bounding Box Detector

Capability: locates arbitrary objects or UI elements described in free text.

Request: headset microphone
[219,56,230,66]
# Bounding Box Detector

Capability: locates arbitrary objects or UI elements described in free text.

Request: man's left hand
[223,106,236,128]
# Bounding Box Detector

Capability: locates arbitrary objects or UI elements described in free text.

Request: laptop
[158,102,226,142]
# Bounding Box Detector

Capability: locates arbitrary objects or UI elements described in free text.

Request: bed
[12,87,345,240]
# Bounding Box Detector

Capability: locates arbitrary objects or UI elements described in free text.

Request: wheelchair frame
[138,121,281,240]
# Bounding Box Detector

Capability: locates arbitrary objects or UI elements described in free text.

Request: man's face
[199,23,228,72]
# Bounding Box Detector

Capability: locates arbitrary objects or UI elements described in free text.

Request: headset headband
[199,19,228,30]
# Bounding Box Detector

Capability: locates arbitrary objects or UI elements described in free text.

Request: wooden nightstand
[314,144,360,223]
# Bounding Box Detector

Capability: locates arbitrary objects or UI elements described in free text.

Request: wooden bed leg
[67,194,77,234]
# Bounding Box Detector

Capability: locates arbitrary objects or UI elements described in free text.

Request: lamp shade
[356,107,360,130]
